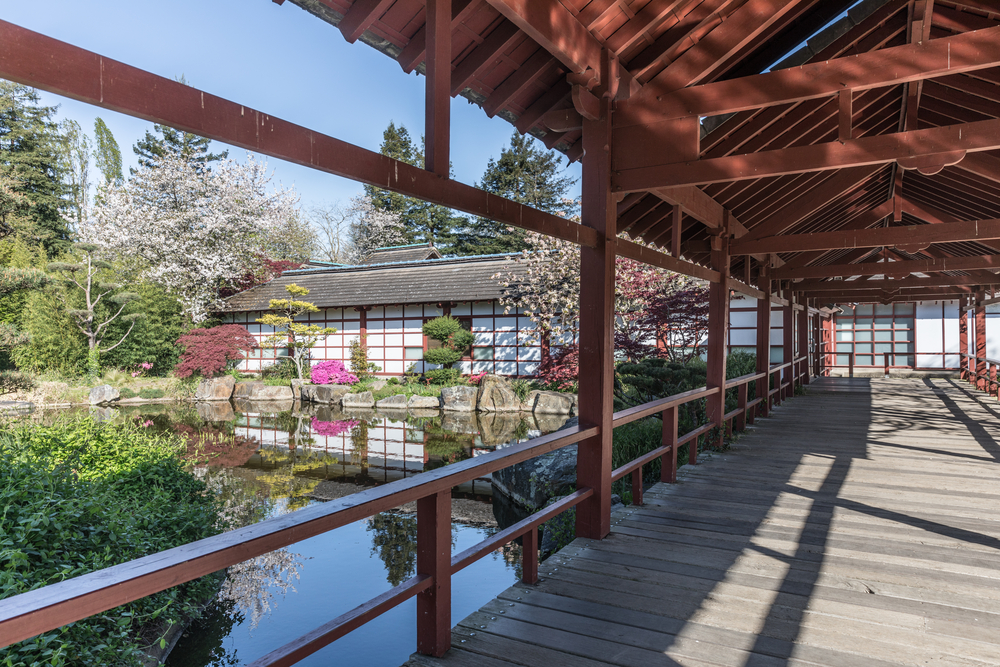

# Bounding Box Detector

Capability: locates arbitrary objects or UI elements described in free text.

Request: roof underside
[279,0,1000,305]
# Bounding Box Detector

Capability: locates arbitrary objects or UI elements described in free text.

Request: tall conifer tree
[454,132,577,256]
[93,117,123,186]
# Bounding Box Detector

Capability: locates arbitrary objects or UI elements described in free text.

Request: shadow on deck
[405,377,1000,667]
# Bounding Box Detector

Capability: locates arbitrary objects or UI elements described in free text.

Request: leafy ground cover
[0,418,222,667]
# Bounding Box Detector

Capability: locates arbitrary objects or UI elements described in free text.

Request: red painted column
[813,311,822,378]
[798,301,809,385]
[416,490,451,656]
[424,0,451,177]
[976,292,987,391]
[575,53,616,541]
[782,290,793,400]
[705,217,732,452]
[959,296,969,381]
[756,265,772,416]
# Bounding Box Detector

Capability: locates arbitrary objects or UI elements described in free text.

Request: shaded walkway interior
[407,378,1000,667]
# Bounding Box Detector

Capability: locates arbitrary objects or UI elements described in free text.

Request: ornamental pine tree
[47,243,145,378]
[422,316,474,369]
[256,284,337,380]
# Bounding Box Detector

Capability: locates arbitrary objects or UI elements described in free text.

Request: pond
[31,399,570,667]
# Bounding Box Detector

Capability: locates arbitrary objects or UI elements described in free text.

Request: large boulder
[531,390,574,414]
[196,376,236,401]
[408,395,441,409]
[197,400,235,422]
[89,384,120,405]
[491,417,580,528]
[476,375,520,412]
[441,386,477,412]
[233,381,264,400]
[290,379,306,400]
[375,394,409,410]
[301,384,352,404]
[342,391,375,409]
[250,385,293,401]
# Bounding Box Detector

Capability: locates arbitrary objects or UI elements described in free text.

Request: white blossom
[79,152,298,322]
[345,195,405,263]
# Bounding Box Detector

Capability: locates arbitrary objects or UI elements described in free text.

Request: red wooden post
[884,352,890,377]
[756,265,771,417]
[521,527,538,585]
[959,296,968,381]
[661,405,678,483]
[424,0,451,177]
[416,490,451,656]
[976,294,987,391]
[990,363,997,399]
[630,468,644,506]
[849,352,855,378]
[798,300,809,385]
[824,315,835,377]
[782,291,793,400]
[575,50,616,540]
[737,382,748,431]
[705,214,731,453]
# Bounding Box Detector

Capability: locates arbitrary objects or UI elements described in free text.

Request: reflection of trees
[217,548,302,630]
[176,425,259,468]
[423,425,475,470]
[367,511,418,586]
[165,597,242,667]
[349,421,369,467]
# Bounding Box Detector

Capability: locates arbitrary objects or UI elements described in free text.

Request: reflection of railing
[0,364,813,665]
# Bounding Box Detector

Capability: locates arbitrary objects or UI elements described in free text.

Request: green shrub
[349,338,381,380]
[510,378,532,402]
[422,316,474,369]
[425,368,461,384]
[138,387,166,399]
[0,419,221,667]
[260,358,297,381]
[0,369,34,395]
[119,387,138,399]
[387,377,400,385]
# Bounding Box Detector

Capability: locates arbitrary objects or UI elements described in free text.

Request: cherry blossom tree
[79,152,298,322]
[345,195,405,263]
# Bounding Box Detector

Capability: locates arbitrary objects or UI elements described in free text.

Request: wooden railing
[0,362,812,663]
[960,352,1000,397]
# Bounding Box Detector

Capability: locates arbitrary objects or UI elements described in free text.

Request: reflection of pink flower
[311,417,360,437]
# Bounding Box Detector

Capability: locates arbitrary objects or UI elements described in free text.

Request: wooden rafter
[777,253,1000,280]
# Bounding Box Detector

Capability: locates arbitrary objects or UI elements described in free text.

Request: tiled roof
[221,254,525,312]
[360,244,442,265]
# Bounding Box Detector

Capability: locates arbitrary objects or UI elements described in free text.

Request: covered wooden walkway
[408,378,1000,667]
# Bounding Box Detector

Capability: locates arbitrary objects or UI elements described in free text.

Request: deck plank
[404,378,1000,667]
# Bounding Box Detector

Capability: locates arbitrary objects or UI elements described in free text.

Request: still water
[38,400,567,667]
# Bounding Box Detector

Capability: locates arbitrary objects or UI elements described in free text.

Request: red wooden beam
[450,21,521,96]
[732,217,1000,255]
[0,20,595,249]
[425,0,452,178]
[620,24,1000,124]
[776,253,1000,280]
[397,0,476,73]
[482,48,552,118]
[616,237,719,282]
[614,117,1000,191]
[795,274,992,291]
[339,0,395,43]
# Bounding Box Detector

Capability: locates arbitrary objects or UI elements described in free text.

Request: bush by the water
[0,418,222,667]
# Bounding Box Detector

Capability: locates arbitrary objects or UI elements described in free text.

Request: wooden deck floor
[406,377,1000,667]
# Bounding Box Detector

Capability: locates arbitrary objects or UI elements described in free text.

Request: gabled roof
[221,253,525,312]
[360,243,443,265]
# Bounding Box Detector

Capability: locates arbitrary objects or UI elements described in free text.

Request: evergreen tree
[57,119,91,230]
[0,81,72,255]
[363,121,462,251]
[454,132,577,256]
[133,123,228,174]
[93,117,123,186]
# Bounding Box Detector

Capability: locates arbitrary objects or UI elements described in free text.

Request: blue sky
[2,0,581,212]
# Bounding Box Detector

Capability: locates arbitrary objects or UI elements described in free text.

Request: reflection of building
[234,410,493,496]
[221,244,543,377]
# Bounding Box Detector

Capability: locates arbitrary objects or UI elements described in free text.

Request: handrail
[1,345,819,662]
[0,424,595,649]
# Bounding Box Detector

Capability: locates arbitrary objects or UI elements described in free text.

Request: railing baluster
[662,405,678,483]
[849,352,854,378]
[417,490,451,657]
[521,527,538,585]
[737,381,748,431]
[631,468,644,506]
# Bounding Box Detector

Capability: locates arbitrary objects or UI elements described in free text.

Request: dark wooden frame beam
[776,254,1000,280]
[0,20,596,248]
[614,116,1000,191]
[795,275,993,291]
[732,217,1000,255]
[425,0,452,177]
[621,24,1000,123]
[339,0,395,43]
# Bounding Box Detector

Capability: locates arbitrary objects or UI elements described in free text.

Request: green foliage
[454,132,577,256]
[349,337,381,381]
[119,387,137,399]
[132,120,227,174]
[93,117,123,186]
[260,358,298,381]
[257,284,336,381]
[0,267,46,295]
[423,368,462,384]
[0,81,72,256]
[139,387,166,399]
[100,283,189,376]
[362,122,463,251]
[0,418,221,667]
[366,511,418,587]
[0,369,33,395]
[510,378,532,402]
[9,289,87,375]
[422,316,474,369]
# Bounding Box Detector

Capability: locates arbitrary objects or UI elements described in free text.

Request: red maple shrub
[175,325,259,378]
[536,345,579,391]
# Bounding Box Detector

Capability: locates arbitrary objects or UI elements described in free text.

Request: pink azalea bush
[310,360,359,385]
[311,418,360,437]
